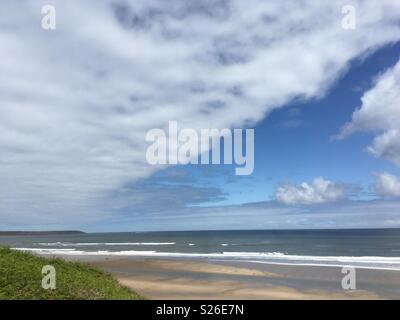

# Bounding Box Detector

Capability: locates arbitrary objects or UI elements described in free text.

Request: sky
[1,0,400,231]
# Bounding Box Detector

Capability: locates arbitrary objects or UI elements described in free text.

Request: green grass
[0,246,145,300]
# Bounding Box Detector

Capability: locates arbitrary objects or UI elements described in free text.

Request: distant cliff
[0,231,85,236]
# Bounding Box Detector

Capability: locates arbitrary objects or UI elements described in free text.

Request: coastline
[58,255,400,300]
[5,228,400,300]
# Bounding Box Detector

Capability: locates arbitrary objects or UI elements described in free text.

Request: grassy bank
[0,247,145,300]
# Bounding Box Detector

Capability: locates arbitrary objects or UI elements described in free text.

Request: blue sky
[210,42,400,205]
[96,41,400,232]
[1,1,400,231]
[148,42,400,207]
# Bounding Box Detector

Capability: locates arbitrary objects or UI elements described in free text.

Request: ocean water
[2,229,400,270]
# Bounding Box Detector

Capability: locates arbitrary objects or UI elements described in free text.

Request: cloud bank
[1,0,400,227]
[92,199,400,232]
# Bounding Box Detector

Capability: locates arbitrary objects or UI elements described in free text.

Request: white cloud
[375,172,400,197]
[1,1,400,226]
[338,58,400,165]
[275,177,346,205]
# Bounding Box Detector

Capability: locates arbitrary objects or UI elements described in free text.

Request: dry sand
[116,275,380,300]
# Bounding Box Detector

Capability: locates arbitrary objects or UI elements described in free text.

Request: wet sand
[71,256,400,300]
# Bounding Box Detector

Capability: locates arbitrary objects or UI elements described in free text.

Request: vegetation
[0,246,145,300]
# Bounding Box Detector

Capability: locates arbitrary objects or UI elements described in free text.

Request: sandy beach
[69,256,400,300]
[6,229,400,300]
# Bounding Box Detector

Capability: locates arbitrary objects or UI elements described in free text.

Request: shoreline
[55,255,400,300]
[14,248,400,271]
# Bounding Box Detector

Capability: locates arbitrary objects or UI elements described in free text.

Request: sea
[2,228,400,270]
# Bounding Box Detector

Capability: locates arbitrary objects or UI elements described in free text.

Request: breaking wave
[14,248,400,271]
